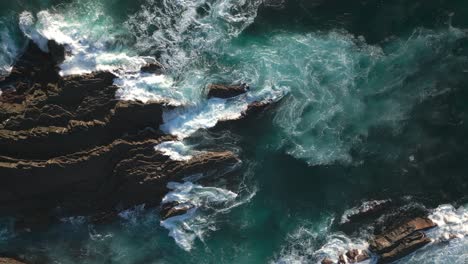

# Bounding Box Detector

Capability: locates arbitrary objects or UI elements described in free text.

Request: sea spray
[427,204,468,241]
[154,141,199,161]
[160,181,238,251]
[273,218,370,264]
[18,6,152,76]
[395,204,468,263]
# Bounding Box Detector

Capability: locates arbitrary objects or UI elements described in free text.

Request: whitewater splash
[0,25,19,77]
[273,218,371,264]
[159,181,238,251]
[274,204,468,264]
[154,141,199,161]
[427,204,468,241]
[19,10,152,77]
[396,204,468,264]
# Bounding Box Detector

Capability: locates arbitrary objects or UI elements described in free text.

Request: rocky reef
[321,200,442,264]
[0,40,240,224]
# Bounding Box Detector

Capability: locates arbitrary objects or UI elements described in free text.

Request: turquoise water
[1,0,468,263]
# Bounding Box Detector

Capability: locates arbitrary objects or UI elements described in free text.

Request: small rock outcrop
[160,201,194,220]
[140,62,164,74]
[207,83,248,99]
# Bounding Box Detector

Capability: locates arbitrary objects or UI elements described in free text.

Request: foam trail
[160,181,239,251]
[340,199,391,224]
[273,220,370,264]
[0,26,19,77]
[126,0,263,71]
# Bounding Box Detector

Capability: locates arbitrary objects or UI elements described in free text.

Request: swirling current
[1,0,468,263]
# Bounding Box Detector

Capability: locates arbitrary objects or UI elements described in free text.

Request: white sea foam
[125,0,263,71]
[114,73,180,104]
[161,98,248,139]
[395,204,468,263]
[154,141,198,161]
[312,234,370,264]
[18,10,153,77]
[18,8,185,119]
[160,181,238,251]
[0,26,19,77]
[340,199,391,224]
[427,204,468,241]
[273,218,371,264]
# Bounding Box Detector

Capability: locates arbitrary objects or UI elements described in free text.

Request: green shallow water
[1,0,468,263]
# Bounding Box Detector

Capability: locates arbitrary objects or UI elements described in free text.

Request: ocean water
[1,0,468,263]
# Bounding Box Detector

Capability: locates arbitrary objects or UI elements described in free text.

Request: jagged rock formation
[323,204,438,264]
[370,217,436,263]
[0,40,240,221]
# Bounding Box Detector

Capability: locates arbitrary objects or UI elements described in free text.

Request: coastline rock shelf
[0,40,240,220]
[322,201,440,264]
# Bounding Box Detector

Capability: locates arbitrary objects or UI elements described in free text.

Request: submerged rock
[207,83,248,99]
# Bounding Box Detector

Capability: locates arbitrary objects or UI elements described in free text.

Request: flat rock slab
[369,217,436,253]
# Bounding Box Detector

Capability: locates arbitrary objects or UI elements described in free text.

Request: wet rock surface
[0,41,241,223]
[207,83,248,99]
[378,231,431,263]
[160,201,194,220]
[322,202,439,264]
[140,62,164,74]
[369,217,437,253]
